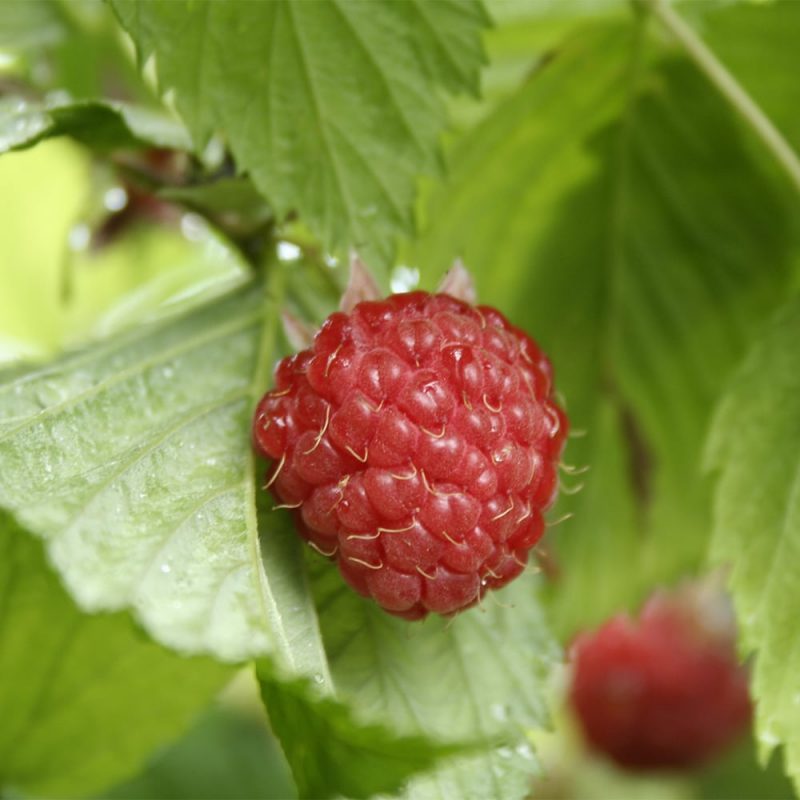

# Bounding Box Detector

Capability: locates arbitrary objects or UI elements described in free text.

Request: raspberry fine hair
[253,261,568,619]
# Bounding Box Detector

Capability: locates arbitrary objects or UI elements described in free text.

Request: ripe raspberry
[569,586,752,771]
[253,287,567,619]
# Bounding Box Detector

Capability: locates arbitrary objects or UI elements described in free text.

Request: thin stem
[646,0,800,195]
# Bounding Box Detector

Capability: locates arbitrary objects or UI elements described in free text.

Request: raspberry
[253,286,567,620]
[569,586,752,771]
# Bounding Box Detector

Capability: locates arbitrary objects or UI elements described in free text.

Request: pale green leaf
[311,562,559,800]
[0,510,230,797]
[410,21,798,633]
[397,746,544,800]
[0,279,329,673]
[110,0,489,265]
[706,299,800,791]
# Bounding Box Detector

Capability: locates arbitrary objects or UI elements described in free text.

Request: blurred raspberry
[569,585,752,770]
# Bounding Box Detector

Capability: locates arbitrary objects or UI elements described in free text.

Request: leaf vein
[54,390,249,542]
[0,311,261,445]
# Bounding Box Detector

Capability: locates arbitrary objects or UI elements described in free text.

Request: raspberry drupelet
[253,283,568,619]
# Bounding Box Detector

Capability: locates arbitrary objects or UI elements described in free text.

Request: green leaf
[684,0,800,154]
[0,509,230,797]
[0,96,191,155]
[705,298,800,790]
[410,19,798,634]
[105,704,297,800]
[311,563,559,800]
[395,746,543,800]
[259,669,463,800]
[0,278,328,672]
[110,0,489,265]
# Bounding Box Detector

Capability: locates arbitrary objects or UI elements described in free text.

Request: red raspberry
[569,587,752,771]
[253,290,567,619]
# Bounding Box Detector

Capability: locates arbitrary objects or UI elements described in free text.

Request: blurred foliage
[105,704,297,800]
[698,737,796,800]
[0,140,248,361]
[0,0,152,102]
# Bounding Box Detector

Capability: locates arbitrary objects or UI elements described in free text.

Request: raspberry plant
[1,1,800,799]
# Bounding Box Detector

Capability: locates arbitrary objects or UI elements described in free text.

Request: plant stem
[646,0,800,195]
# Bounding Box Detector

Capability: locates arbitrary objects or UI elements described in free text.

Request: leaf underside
[310,561,559,799]
[0,280,324,672]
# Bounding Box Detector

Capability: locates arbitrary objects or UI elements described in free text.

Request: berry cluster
[253,291,567,619]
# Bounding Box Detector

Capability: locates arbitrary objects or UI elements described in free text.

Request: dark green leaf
[105,705,297,800]
[159,177,268,218]
[110,0,489,265]
[0,509,230,797]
